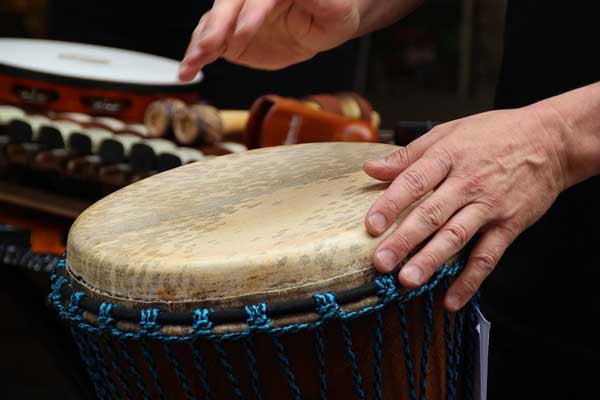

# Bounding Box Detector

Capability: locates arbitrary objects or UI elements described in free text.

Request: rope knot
[192,308,214,334]
[245,303,271,330]
[374,274,398,299]
[139,308,161,336]
[314,292,340,319]
[67,291,87,321]
[97,302,116,330]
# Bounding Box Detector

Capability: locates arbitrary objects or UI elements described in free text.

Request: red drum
[0,39,202,123]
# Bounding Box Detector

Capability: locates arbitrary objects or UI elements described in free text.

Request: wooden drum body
[50,143,477,399]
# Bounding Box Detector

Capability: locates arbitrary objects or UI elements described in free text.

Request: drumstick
[173,104,248,145]
[129,138,177,171]
[98,134,141,164]
[144,98,187,138]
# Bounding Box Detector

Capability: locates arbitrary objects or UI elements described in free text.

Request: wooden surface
[0,180,92,219]
[67,142,419,308]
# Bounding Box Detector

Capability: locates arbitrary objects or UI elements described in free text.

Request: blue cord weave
[50,258,477,399]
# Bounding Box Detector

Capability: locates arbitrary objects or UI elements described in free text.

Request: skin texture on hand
[178,0,361,80]
[177,0,422,80]
[364,105,571,311]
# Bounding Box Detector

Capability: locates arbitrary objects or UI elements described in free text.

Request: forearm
[355,0,424,37]
[532,82,600,188]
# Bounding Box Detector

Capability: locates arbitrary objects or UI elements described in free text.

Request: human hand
[178,0,361,81]
[364,106,569,311]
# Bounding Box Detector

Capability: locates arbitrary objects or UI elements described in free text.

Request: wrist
[531,83,600,189]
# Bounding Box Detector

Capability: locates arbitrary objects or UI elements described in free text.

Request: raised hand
[178,0,361,81]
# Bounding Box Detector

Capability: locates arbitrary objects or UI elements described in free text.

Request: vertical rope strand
[418,291,434,400]
[98,303,132,400]
[140,339,166,400]
[118,338,150,400]
[214,341,245,400]
[272,336,302,400]
[164,343,197,400]
[373,311,384,400]
[443,280,455,399]
[102,335,132,400]
[314,327,328,400]
[71,327,108,400]
[448,310,465,400]
[397,303,417,400]
[341,320,366,400]
[85,330,119,398]
[191,343,213,400]
[244,337,263,400]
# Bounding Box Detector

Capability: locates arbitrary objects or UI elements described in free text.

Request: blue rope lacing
[50,258,477,399]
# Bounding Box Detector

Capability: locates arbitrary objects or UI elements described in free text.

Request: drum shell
[0,73,198,123]
[69,283,466,400]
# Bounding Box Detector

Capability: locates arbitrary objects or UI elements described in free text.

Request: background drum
[0,39,202,122]
[51,142,478,399]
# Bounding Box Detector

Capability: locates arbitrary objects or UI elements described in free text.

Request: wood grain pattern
[67,142,424,309]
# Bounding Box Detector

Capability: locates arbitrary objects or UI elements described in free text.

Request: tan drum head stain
[67,142,419,309]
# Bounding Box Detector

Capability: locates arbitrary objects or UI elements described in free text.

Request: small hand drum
[50,142,478,400]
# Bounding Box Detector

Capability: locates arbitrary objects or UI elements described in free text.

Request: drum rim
[0,38,203,90]
[52,255,467,327]
[0,63,202,94]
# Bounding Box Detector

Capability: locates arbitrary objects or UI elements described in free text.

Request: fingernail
[375,249,397,272]
[445,294,461,311]
[401,264,423,285]
[368,212,388,233]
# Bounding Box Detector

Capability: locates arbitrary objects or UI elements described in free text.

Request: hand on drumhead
[363,106,569,311]
[178,0,361,80]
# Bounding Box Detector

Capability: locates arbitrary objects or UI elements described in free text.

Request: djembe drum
[50,142,478,400]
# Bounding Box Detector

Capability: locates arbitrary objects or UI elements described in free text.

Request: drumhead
[67,142,421,309]
[0,38,202,88]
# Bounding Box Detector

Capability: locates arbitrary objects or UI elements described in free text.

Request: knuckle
[388,147,412,167]
[460,174,485,198]
[381,194,405,217]
[388,231,412,255]
[456,277,479,298]
[429,146,455,171]
[400,168,428,197]
[416,201,445,230]
[417,250,442,270]
[470,251,497,274]
[499,220,522,237]
[441,223,470,249]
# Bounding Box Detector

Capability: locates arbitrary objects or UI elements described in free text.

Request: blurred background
[0,0,506,398]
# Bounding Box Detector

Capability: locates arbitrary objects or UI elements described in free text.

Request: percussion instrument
[50,142,477,400]
[245,96,378,149]
[173,104,248,145]
[144,98,187,138]
[0,39,202,122]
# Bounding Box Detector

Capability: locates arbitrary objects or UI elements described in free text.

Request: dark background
[0,0,507,398]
